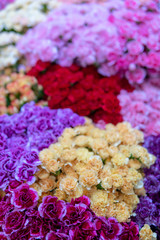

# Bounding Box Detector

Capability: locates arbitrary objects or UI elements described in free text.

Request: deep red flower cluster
[28,61,133,124]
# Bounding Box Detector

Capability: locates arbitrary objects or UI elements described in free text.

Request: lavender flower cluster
[133,135,160,238]
[17,0,160,84]
[0,101,85,190]
[0,181,139,240]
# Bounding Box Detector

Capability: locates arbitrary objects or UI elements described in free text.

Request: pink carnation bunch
[17,0,160,84]
[118,82,160,136]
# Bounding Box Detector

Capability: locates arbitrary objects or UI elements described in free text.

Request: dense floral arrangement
[118,83,160,136]
[28,61,133,124]
[35,119,156,223]
[0,0,160,238]
[0,182,144,240]
[0,72,46,115]
[0,101,85,190]
[0,0,61,70]
[132,135,160,239]
[18,0,160,84]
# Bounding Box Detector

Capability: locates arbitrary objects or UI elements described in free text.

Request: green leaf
[6,94,11,107]
[11,60,21,72]
[129,154,134,160]
[127,38,134,42]
[41,3,48,13]
[31,83,38,92]
[96,182,105,190]
[135,21,142,25]
[94,62,100,68]
[85,147,93,152]
[144,45,150,53]
[36,89,44,101]
[70,82,77,87]
[0,27,23,34]
[15,92,21,99]
[40,69,47,74]
[31,84,44,101]
[54,169,62,176]
[102,159,106,165]
[129,154,142,163]
[136,157,142,164]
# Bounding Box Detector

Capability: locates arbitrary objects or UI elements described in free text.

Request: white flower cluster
[0,0,61,70]
[0,0,61,31]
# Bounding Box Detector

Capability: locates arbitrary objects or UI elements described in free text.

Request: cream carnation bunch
[34,118,156,222]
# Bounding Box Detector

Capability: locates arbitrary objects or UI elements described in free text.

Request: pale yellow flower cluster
[0,0,61,70]
[0,73,46,115]
[140,224,157,240]
[35,119,155,222]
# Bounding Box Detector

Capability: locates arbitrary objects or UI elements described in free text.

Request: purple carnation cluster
[0,101,85,190]
[0,182,139,240]
[133,135,160,238]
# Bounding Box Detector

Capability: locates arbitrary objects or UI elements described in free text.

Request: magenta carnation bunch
[0,101,85,190]
[0,182,139,240]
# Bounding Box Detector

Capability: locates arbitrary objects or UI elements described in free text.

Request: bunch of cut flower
[0,0,61,70]
[34,118,156,224]
[0,72,46,115]
[0,181,153,240]
[118,82,160,136]
[28,61,133,124]
[18,0,160,84]
[0,101,85,190]
[132,135,160,239]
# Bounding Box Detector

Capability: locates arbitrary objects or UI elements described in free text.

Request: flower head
[11,184,38,210]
